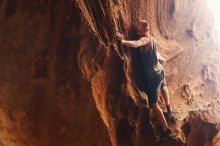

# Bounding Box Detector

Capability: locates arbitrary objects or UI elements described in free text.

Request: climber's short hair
[139,20,149,30]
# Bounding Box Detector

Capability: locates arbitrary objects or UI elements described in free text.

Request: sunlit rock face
[0,0,220,146]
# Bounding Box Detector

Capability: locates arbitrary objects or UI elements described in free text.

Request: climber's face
[137,23,149,37]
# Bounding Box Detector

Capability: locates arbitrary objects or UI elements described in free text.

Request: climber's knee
[150,103,158,109]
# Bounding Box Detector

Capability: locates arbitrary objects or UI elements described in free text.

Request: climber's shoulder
[140,36,153,50]
[139,36,150,43]
[148,35,157,42]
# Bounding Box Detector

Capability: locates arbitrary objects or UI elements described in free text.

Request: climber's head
[137,20,150,37]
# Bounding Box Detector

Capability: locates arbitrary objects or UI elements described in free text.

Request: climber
[116,20,173,139]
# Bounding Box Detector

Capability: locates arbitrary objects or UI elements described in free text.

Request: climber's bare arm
[116,32,150,48]
[121,37,150,48]
[157,50,166,65]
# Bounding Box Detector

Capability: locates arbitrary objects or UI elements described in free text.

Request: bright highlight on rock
[207,0,220,36]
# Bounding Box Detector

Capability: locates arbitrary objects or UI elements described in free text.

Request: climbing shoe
[166,105,172,114]
[165,106,175,123]
[159,128,173,140]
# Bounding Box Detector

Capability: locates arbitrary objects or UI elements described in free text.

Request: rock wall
[0,0,220,146]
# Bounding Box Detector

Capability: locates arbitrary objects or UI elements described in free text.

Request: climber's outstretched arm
[122,37,150,48]
[116,32,150,48]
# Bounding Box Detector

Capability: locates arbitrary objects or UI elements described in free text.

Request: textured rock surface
[0,0,220,146]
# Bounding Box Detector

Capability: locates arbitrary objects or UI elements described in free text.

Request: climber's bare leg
[161,85,172,113]
[161,85,170,106]
[151,103,169,131]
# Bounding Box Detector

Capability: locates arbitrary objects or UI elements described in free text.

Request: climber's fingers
[116,32,124,40]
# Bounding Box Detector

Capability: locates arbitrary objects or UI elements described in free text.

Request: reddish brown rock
[0,0,220,146]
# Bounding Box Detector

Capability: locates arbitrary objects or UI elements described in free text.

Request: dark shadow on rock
[116,119,135,146]
[136,106,157,146]
[154,139,186,146]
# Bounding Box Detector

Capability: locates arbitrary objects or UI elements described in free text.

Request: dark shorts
[142,70,166,104]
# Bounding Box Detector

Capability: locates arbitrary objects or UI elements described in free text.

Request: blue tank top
[140,36,163,79]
